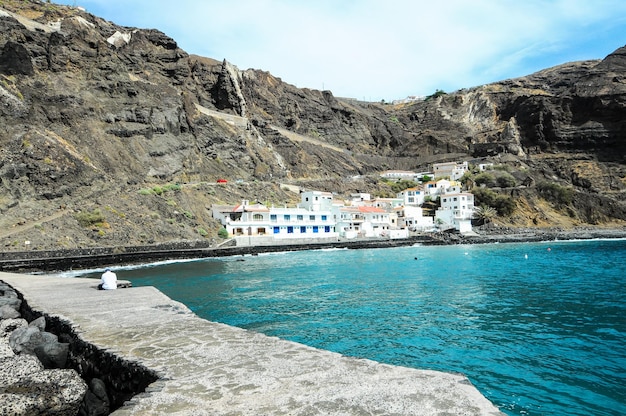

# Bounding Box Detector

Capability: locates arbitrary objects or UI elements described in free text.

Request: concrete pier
[1,272,503,415]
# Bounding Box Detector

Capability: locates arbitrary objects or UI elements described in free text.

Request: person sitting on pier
[98,267,117,290]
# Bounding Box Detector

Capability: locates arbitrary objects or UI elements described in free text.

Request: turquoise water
[80,239,626,415]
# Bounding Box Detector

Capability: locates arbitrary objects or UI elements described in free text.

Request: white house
[435,192,475,233]
[336,206,396,238]
[398,205,434,231]
[372,197,404,209]
[397,187,425,206]
[299,190,334,211]
[432,161,469,180]
[423,179,454,198]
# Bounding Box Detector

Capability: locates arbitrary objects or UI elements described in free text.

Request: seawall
[2,227,625,273]
[0,271,504,415]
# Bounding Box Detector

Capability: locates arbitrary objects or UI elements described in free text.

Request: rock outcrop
[0,0,624,252]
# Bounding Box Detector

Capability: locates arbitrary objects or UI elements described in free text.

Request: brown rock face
[0,1,624,251]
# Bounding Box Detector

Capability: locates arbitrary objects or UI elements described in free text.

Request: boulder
[8,326,58,355]
[79,378,110,416]
[0,354,43,385]
[0,318,27,338]
[29,316,46,331]
[0,357,87,416]
[0,297,21,310]
[34,341,69,369]
[0,305,20,320]
[0,335,15,359]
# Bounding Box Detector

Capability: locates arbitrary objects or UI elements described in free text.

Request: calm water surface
[79,239,626,415]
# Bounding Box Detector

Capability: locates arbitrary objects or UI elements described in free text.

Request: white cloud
[58,0,626,100]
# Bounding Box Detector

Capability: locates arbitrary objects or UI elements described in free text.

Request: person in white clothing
[98,267,117,290]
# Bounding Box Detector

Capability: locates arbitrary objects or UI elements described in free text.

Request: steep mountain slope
[0,0,624,252]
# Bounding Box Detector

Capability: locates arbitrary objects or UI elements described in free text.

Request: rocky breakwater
[1,281,87,415]
[0,281,157,415]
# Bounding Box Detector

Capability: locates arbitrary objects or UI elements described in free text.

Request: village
[212,161,494,246]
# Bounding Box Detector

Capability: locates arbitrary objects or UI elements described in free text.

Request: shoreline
[1,226,625,273]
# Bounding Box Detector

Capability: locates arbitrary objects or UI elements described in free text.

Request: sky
[54,0,626,102]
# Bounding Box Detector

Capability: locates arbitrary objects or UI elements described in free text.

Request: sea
[75,239,626,416]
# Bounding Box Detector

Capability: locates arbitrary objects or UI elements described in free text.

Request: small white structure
[372,198,404,209]
[432,161,468,180]
[380,170,416,181]
[349,193,371,206]
[435,192,475,233]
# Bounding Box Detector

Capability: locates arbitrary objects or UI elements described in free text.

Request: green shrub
[471,188,515,216]
[537,182,573,206]
[425,89,447,101]
[390,179,419,193]
[162,183,181,192]
[218,227,229,239]
[474,172,497,188]
[75,209,106,227]
[496,173,516,188]
[197,227,208,237]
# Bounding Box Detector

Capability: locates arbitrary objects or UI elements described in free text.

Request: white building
[435,192,475,233]
[397,187,425,206]
[398,205,434,231]
[336,206,397,238]
[214,198,338,244]
[380,170,416,181]
[423,179,454,198]
[432,161,469,180]
[372,197,404,209]
[349,193,371,206]
[299,190,334,211]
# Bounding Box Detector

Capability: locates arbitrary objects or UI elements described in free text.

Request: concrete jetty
[1,272,503,415]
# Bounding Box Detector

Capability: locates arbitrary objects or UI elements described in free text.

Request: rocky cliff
[0,0,625,252]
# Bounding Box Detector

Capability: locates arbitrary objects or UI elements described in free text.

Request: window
[324,226,330,233]
[253,214,263,221]
[287,226,293,234]
[313,226,319,233]
[273,226,280,234]
[297,215,303,220]
[284,214,290,221]
[300,226,306,233]
[309,215,315,221]
[321,215,327,221]
[453,197,458,201]
[270,214,277,222]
